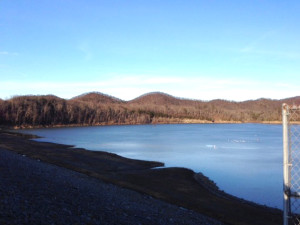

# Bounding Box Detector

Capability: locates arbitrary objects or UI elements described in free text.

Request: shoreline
[0,146,222,225]
[2,119,295,130]
[7,128,280,210]
[0,130,282,225]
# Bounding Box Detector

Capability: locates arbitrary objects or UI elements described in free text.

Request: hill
[0,92,299,128]
[72,92,124,104]
[281,96,300,105]
[129,92,182,105]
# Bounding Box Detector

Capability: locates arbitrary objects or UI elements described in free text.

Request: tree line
[0,92,299,128]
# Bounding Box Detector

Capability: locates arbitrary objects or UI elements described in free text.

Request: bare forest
[0,92,299,128]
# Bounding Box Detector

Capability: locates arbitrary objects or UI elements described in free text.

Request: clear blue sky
[1,1,299,101]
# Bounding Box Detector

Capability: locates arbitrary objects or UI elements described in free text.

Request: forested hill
[0,92,299,128]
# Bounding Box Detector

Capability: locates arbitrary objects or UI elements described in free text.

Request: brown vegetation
[0,92,299,128]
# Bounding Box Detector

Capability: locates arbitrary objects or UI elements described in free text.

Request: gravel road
[0,147,223,225]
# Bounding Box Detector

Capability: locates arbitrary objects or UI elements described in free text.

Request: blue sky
[0,1,299,101]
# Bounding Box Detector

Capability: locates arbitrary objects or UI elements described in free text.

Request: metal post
[283,103,290,225]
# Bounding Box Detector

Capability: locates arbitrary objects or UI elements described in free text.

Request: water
[20,123,284,209]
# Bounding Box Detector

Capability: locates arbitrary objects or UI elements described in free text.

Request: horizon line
[2,91,299,103]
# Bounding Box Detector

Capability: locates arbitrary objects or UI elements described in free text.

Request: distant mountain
[72,92,124,104]
[281,96,300,105]
[10,94,63,101]
[129,92,182,105]
[0,92,299,128]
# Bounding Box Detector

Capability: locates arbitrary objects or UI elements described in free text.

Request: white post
[283,103,290,225]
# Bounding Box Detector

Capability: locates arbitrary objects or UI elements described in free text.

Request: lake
[20,123,284,209]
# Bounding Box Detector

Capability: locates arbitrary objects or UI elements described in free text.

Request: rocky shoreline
[0,130,282,225]
[0,147,222,225]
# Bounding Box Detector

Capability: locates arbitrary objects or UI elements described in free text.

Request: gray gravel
[0,147,223,225]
